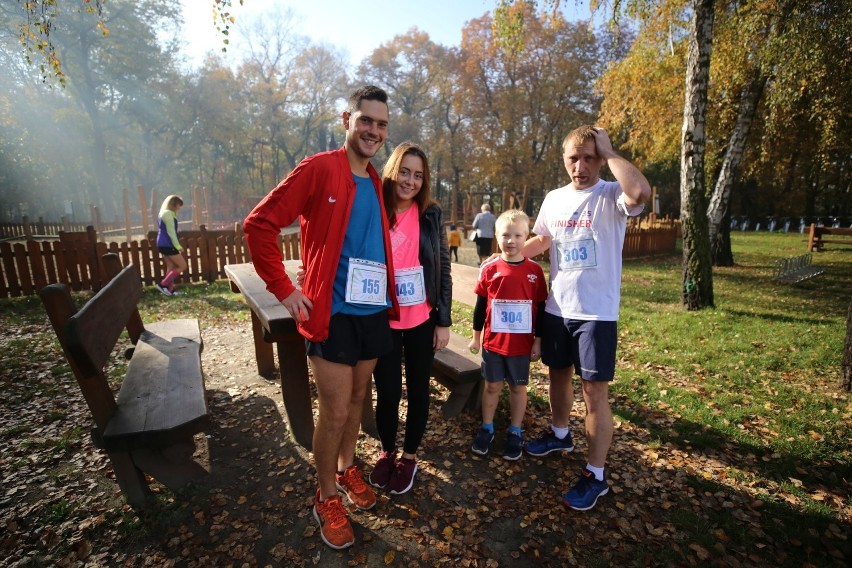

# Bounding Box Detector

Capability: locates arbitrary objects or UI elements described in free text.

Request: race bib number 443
[394,266,426,306]
[345,258,388,306]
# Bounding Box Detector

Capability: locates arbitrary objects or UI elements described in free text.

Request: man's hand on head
[592,126,616,159]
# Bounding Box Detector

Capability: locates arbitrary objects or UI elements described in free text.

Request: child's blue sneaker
[471,428,495,455]
[562,468,609,511]
[503,432,523,461]
[524,429,574,456]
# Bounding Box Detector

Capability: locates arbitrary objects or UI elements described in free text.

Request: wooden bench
[807,224,852,252]
[774,253,825,284]
[40,253,208,508]
[432,331,483,418]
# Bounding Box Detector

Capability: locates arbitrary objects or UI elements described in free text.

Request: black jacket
[420,204,452,327]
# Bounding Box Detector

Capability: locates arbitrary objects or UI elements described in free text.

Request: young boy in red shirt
[468,209,548,460]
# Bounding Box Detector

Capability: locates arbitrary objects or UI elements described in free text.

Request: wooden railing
[0,225,300,298]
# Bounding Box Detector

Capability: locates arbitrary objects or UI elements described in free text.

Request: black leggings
[373,314,436,455]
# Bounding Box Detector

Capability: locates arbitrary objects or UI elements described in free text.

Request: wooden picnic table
[224,261,377,451]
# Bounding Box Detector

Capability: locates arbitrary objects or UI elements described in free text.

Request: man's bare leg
[582,380,613,468]
[337,358,377,471]
[549,365,574,428]
[310,356,354,500]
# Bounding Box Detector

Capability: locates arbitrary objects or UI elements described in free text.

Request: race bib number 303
[556,234,597,271]
[490,299,533,333]
[345,258,388,306]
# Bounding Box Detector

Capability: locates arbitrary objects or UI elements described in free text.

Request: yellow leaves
[689,543,711,560]
[807,430,824,442]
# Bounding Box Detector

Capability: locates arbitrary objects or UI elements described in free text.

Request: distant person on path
[155,194,187,296]
[468,209,547,460]
[243,86,399,550]
[447,224,462,262]
[522,125,650,511]
[368,142,452,495]
[472,203,497,265]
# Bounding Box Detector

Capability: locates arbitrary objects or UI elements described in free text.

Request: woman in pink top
[368,143,452,495]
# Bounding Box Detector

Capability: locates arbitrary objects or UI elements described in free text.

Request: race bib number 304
[345,258,388,306]
[556,234,597,271]
[490,299,533,333]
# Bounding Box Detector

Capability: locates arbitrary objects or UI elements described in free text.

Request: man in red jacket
[244,86,399,550]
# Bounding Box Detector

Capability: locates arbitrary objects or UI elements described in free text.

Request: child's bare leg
[481,380,503,425]
[508,384,527,429]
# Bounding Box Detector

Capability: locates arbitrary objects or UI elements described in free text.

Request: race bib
[345,258,388,306]
[491,299,532,333]
[394,266,426,306]
[556,233,598,271]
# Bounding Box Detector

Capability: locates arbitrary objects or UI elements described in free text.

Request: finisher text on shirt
[551,218,592,228]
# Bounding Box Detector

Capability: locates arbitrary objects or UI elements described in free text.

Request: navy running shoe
[471,428,495,455]
[524,429,574,456]
[503,432,523,461]
[562,468,609,511]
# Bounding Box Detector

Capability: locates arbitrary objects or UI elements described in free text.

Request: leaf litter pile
[1,314,849,567]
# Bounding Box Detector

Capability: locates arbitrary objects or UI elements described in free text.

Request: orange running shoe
[312,489,354,549]
[335,465,376,510]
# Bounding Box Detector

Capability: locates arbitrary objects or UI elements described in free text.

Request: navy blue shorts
[158,246,181,256]
[306,311,392,366]
[540,312,617,381]
[481,349,530,386]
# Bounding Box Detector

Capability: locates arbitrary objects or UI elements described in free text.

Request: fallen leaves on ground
[0,321,849,567]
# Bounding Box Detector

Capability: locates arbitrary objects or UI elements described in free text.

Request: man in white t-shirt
[522,125,650,511]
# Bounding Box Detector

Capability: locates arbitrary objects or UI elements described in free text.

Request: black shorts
[481,349,531,386]
[540,312,617,381]
[475,237,493,257]
[306,311,392,366]
[158,246,181,256]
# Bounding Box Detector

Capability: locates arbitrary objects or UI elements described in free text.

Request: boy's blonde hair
[496,209,530,234]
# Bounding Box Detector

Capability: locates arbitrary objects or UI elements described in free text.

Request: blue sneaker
[524,429,574,456]
[562,468,609,511]
[503,432,523,461]
[471,428,495,455]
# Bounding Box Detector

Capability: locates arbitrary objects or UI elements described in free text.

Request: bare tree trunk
[842,299,852,391]
[708,72,767,266]
[680,0,716,310]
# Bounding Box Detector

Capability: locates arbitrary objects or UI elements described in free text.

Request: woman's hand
[433,326,450,351]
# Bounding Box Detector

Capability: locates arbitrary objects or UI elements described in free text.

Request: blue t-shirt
[332,174,390,315]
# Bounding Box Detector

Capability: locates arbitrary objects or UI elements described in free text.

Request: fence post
[23,215,33,240]
[123,188,132,243]
[136,186,148,236]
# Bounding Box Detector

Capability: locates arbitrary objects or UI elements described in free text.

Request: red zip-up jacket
[243,147,399,342]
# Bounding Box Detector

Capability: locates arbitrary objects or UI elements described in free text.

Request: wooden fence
[0,225,300,299]
[0,222,678,299]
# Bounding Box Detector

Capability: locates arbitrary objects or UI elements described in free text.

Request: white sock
[586,464,605,481]
[551,425,570,439]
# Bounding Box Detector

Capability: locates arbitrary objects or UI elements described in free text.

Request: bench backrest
[65,263,143,376]
[40,254,145,430]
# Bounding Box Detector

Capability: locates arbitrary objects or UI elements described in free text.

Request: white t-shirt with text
[533,179,643,321]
